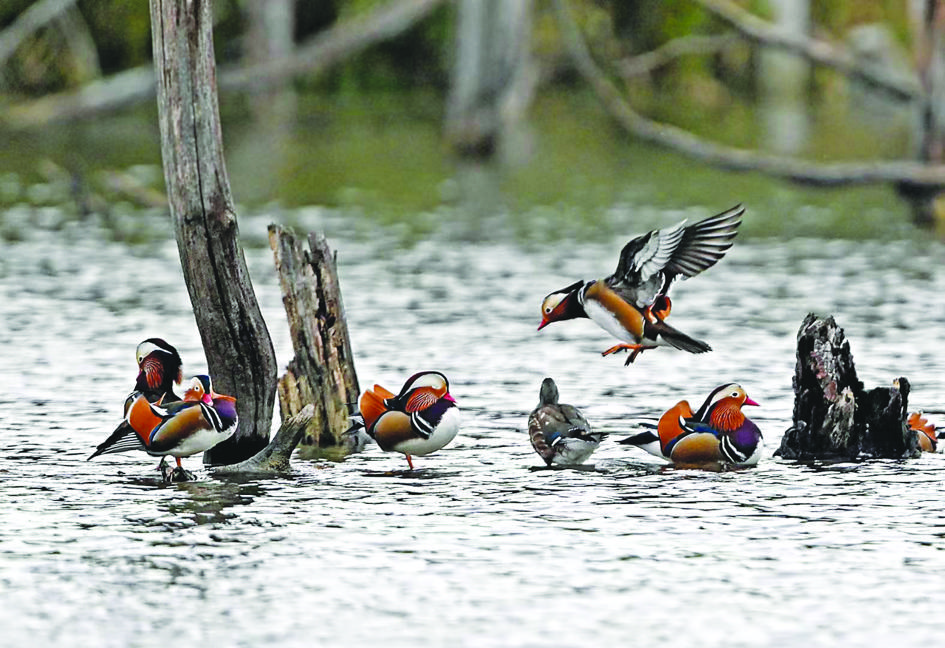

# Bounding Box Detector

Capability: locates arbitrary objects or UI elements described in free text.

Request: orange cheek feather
[406,388,439,412]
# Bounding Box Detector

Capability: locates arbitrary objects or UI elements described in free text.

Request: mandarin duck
[94,375,238,481]
[89,338,183,461]
[356,371,460,470]
[619,383,762,468]
[528,377,606,466]
[538,204,743,364]
[908,412,937,453]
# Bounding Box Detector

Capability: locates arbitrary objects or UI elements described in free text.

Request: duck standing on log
[92,375,238,482]
[528,378,606,466]
[619,383,763,469]
[88,338,183,461]
[537,204,743,364]
[356,371,460,470]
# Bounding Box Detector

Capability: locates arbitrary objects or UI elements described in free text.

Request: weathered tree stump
[269,225,360,455]
[776,313,919,460]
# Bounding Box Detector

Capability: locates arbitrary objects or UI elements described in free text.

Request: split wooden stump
[776,313,919,460]
[269,225,361,457]
[211,227,361,476]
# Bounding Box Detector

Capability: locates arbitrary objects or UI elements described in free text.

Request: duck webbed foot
[167,467,196,482]
[158,457,195,482]
[601,343,657,365]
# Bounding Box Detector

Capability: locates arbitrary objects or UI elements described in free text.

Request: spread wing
[660,204,743,290]
[608,204,743,306]
[609,222,687,306]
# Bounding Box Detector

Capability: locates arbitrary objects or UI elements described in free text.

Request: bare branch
[221,0,446,92]
[618,33,739,78]
[552,0,945,189]
[3,66,155,127]
[0,0,79,68]
[2,0,446,128]
[693,0,921,101]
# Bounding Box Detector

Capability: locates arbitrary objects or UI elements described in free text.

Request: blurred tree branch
[221,0,444,91]
[53,4,101,82]
[0,0,78,69]
[617,33,739,79]
[693,0,921,101]
[552,0,945,189]
[2,0,445,128]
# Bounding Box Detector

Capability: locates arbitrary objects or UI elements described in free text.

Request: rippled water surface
[2,214,945,648]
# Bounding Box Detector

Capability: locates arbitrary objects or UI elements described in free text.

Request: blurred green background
[0,0,935,243]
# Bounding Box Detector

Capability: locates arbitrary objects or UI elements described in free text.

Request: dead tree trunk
[446,0,535,157]
[243,0,296,108]
[269,225,360,454]
[150,0,278,464]
[901,0,945,225]
[776,314,919,460]
[244,0,296,64]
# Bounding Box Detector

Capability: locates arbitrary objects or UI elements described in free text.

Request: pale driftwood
[0,0,79,68]
[552,0,945,189]
[212,405,315,474]
[269,225,360,451]
[4,0,444,128]
[150,0,278,464]
[693,0,921,101]
[776,314,919,460]
[53,6,101,82]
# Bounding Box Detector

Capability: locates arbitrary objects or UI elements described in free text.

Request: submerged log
[269,225,360,454]
[776,314,919,460]
[213,405,314,474]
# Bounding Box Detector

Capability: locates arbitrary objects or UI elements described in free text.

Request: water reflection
[151,480,263,527]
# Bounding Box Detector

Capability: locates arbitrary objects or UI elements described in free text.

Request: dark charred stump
[776,314,919,460]
[269,225,360,454]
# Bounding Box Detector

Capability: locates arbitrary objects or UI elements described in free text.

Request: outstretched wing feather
[663,204,743,282]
